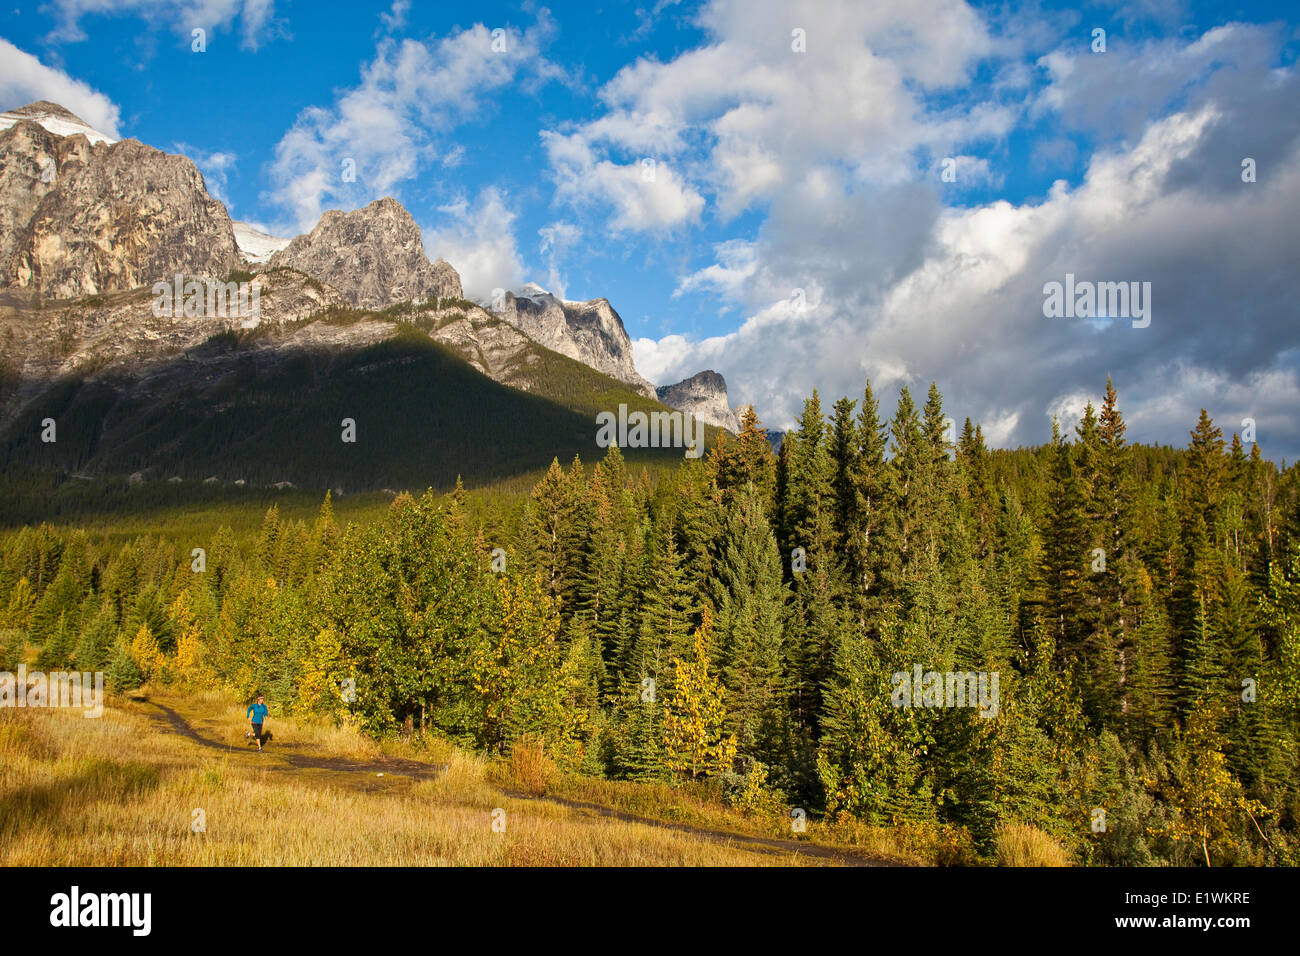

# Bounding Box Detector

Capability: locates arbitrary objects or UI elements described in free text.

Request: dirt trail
[138,697,443,779]
[136,696,892,867]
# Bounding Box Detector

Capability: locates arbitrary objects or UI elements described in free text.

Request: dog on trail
[245,729,273,748]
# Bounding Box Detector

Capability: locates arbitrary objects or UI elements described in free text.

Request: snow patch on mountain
[0,102,115,145]
[233,221,292,265]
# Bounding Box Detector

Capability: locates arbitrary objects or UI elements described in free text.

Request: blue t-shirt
[247,703,268,723]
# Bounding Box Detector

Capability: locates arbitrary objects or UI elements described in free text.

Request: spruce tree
[709,486,790,772]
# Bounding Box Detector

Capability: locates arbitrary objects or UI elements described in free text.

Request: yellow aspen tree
[1153,701,1268,865]
[130,622,164,683]
[662,608,737,779]
[168,591,206,689]
[294,627,346,717]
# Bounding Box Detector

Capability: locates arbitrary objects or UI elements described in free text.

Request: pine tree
[1041,421,1088,665]
[1176,411,1229,717]
[1125,567,1177,744]
[781,390,832,558]
[636,527,695,665]
[529,457,584,611]
[850,381,892,620]
[829,396,859,556]
[710,486,790,770]
[731,405,777,508]
[881,386,923,596]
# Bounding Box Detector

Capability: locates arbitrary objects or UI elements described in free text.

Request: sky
[2,0,1298,459]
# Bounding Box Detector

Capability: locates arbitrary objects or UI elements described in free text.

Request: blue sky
[3,0,1298,458]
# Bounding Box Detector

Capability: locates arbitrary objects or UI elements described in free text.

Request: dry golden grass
[501,737,555,796]
[0,691,831,866]
[995,823,1071,867]
[541,772,925,865]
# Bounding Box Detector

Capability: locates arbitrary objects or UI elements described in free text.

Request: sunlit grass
[995,823,1072,867]
[0,692,828,866]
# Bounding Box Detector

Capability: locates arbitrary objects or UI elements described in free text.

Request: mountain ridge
[0,99,748,493]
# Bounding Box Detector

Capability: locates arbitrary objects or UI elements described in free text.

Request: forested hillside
[3,377,1297,866]
[1,318,715,494]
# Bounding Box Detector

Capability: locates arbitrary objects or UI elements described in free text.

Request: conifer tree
[732,405,777,508]
[829,396,859,556]
[882,386,923,595]
[529,457,584,611]
[710,486,790,770]
[1042,421,1088,664]
[849,381,892,620]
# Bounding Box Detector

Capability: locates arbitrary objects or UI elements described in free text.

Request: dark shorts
[251,723,263,740]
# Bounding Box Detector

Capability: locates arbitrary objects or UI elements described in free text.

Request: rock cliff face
[655,370,742,431]
[0,101,756,442]
[499,283,655,398]
[270,197,462,308]
[0,102,240,299]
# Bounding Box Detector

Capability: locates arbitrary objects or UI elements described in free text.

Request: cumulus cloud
[265,15,561,233]
[0,37,122,136]
[43,0,278,50]
[618,5,1300,460]
[538,221,581,300]
[174,142,238,204]
[423,187,527,304]
[674,238,757,304]
[542,0,1006,232]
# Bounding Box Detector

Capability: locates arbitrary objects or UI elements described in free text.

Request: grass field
[0,689,923,866]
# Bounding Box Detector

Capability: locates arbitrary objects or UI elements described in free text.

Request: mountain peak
[270,196,462,308]
[656,370,742,432]
[0,100,116,145]
[9,101,87,123]
[0,111,234,297]
[499,286,655,397]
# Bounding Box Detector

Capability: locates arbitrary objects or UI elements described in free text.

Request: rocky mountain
[655,370,742,432]
[1,282,715,492]
[0,102,240,299]
[0,100,744,496]
[0,100,116,145]
[497,283,655,398]
[270,197,462,309]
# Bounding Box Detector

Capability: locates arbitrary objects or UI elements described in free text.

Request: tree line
[2,376,1297,865]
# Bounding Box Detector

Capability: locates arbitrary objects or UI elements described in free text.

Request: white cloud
[674,238,756,303]
[174,142,237,204]
[0,37,121,137]
[542,0,1005,231]
[440,144,466,169]
[542,141,704,232]
[538,221,580,300]
[44,0,278,50]
[266,17,560,232]
[628,13,1300,460]
[633,332,721,385]
[379,0,410,35]
[423,186,526,304]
